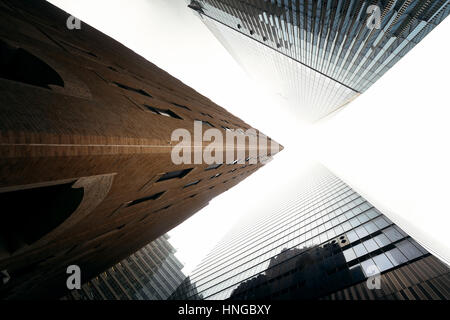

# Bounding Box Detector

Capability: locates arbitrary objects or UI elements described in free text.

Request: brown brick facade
[0,0,281,299]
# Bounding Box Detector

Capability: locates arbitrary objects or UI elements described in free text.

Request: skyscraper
[63,234,185,300]
[187,0,450,121]
[170,164,450,300]
[0,0,280,299]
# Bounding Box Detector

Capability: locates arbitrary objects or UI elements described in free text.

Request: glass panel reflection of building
[63,234,185,300]
[187,0,450,122]
[170,165,450,300]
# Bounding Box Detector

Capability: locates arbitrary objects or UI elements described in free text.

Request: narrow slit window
[196,119,215,127]
[201,112,213,119]
[113,81,152,97]
[205,163,222,171]
[154,204,172,213]
[172,103,191,111]
[126,191,165,207]
[157,168,193,182]
[145,105,183,120]
[183,180,201,188]
[210,173,222,179]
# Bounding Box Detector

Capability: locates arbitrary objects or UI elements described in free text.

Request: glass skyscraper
[63,234,185,300]
[170,165,450,300]
[187,0,450,121]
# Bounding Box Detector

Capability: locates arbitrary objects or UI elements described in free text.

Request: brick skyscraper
[0,0,281,299]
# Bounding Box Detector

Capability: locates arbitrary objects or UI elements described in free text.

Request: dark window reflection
[169,276,203,300]
[228,244,364,300]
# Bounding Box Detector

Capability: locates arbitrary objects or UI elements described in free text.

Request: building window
[205,163,222,171]
[154,204,172,213]
[157,168,193,182]
[126,191,165,207]
[196,119,215,127]
[172,103,191,111]
[145,105,183,120]
[113,81,152,97]
[210,173,222,179]
[0,40,64,89]
[0,181,83,255]
[200,112,213,119]
[183,180,201,188]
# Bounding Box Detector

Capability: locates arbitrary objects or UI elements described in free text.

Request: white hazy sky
[48,0,450,273]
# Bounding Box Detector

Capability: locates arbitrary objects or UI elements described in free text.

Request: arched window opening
[0,39,64,89]
[0,181,83,256]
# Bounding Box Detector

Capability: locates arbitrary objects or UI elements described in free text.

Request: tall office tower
[187,0,450,122]
[170,165,450,300]
[0,0,280,299]
[63,234,185,300]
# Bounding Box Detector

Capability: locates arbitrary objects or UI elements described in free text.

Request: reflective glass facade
[188,0,450,121]
[63,234,185,300]
[170,165,450,299]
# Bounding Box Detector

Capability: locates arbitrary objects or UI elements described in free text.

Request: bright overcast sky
[48,0,450,273]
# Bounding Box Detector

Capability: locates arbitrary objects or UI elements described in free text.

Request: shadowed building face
[0,0,281,299]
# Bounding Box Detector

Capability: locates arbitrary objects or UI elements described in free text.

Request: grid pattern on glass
[170,166,437,300]
[203,18,356,122]
[188,0,450,121]
[65,235,185,300]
